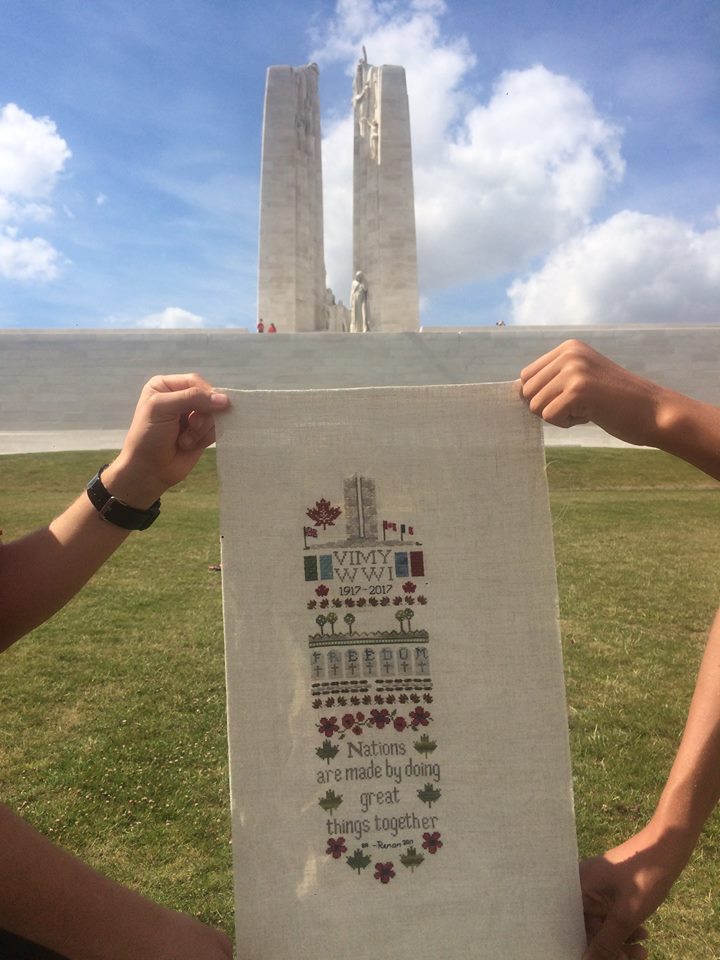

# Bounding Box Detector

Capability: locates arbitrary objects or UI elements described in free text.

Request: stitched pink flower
[422,832,442,854]
[409,706,431,727]
[318,716,339,737]
[327,837,347,859]
[374,861,395,883]
[369,708,391,729]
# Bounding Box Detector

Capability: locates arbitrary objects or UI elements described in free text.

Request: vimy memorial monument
[257,52,419,333]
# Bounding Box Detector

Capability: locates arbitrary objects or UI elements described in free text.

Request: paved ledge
[0,431,127,455]
[0,424,636,455]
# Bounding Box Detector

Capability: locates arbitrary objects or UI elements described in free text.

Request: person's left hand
[579,819,694,959]
[102,373,229,507]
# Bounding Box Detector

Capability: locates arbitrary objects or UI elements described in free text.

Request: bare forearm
[651,609,720,846]
[652,390,720,481]
[0,804,177,960]
[0,490,129,651]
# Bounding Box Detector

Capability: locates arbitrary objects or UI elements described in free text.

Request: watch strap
[87,465,161,531]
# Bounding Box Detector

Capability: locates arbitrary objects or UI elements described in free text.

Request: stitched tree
[400,847,424,872]
[347,849,372,874]
[417,783,442,807]
[316,614,327,636]
[316,740,339,764]
[326,612,338,635]
[306,498,342,530]
[344,612,355,635]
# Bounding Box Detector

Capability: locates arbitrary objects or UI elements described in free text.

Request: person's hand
[580,823,691,959]
[519,340,665,448]
[102,373,229,508]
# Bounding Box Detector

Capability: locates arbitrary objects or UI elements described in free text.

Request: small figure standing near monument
[256,319,265,333]
[350,271,369,333]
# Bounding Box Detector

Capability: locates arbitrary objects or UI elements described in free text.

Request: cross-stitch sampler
[216,382,585,960]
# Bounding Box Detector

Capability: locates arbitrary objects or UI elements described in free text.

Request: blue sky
[0,0,718,329]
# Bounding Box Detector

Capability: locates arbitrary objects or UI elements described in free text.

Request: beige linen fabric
[216,382,585,960]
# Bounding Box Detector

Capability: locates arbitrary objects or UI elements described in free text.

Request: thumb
[583,913,633,960]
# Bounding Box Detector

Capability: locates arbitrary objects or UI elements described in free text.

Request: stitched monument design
[303,474,441,883]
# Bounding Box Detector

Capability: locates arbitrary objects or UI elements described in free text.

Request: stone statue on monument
[350,271,369,333]
[352,49,376,139]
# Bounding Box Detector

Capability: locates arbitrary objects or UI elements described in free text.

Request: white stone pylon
[352,60,419,332]
[257,64,327,332]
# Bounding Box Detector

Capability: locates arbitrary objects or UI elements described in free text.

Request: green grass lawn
[1,448,719,955]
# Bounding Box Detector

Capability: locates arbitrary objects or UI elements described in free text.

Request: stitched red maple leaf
[306,498,342,529]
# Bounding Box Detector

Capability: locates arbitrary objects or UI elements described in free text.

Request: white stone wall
[257,65,326,332]
[353,64,419,332]
[2,328,719,447]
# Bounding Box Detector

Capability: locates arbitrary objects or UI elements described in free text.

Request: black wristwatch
[86,465,161,531]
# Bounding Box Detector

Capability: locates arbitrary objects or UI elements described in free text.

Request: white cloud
[139,306,207,328]
[312,1,624,296]
[0,103,70,198]
[0,228,63,281]
[508,211,720,325]
[0,103,71,281]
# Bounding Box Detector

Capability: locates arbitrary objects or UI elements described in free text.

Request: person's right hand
[519,339,666,448]
[103,373,229,510]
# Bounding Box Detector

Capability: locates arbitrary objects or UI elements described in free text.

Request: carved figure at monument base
[350,271,369,333]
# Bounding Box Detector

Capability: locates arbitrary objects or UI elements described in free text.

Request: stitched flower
[369,708,391,729]
[393,716,407,732]
[327,837,347,859]
[409,706,431,727]
[342,713,356,729]
[315,585,330,597]
[402,581,416,593]
[374,861,395,884]
[422,832,442,854]
[318,717,340,737]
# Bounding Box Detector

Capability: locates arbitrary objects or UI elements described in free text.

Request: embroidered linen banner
[216,383,584,960]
